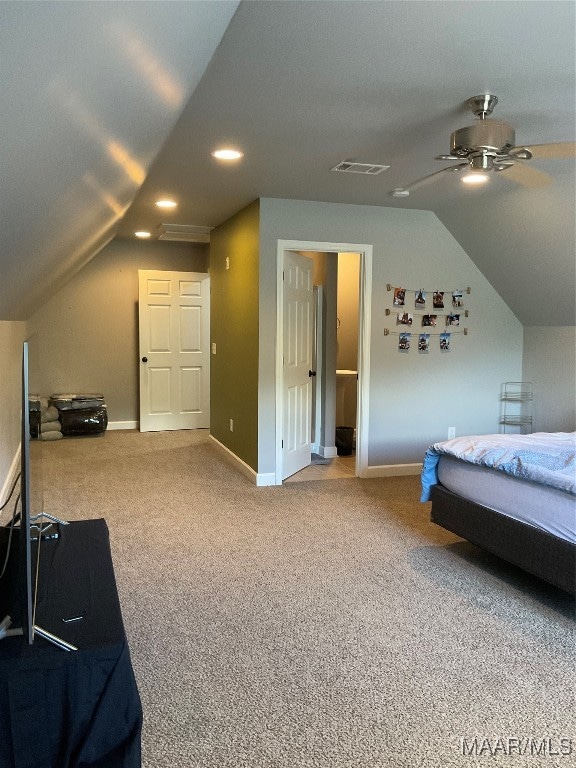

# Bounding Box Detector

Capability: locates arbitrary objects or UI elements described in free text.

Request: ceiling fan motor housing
[450,120,516,157]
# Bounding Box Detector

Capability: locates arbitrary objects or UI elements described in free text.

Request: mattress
[437,454,576,545]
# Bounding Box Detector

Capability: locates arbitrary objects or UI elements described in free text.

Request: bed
[421,432,576,595]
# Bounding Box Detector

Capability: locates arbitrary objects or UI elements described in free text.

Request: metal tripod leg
[33,624,78,651]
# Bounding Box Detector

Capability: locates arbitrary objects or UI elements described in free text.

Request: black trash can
[335,426,354,456]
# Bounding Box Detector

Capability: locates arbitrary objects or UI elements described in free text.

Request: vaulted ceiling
[2,1,575,325]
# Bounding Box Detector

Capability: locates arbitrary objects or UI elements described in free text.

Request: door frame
[311,284,323,455]
[275,240,373,484]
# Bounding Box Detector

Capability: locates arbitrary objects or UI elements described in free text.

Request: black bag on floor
[59,406,108,436]
[335,426,354,456]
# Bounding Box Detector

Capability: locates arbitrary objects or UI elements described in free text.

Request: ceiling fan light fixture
[509,147,533,160]
[414,96,573,195]
[461,172,489,185]
[493,160,515,171]
[451,121,516,159]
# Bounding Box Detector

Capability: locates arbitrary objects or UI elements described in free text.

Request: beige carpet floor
[41,429,575,768]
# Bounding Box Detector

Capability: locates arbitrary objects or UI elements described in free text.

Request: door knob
[308,370,316,377]
[141,357,148,363]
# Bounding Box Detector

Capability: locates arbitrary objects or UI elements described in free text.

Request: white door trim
[275,240,373,484]
[311,285,323,456]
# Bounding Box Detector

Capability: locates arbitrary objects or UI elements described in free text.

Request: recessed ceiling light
[135,230,151,238]
[461,172,489,185]
[211,148,244,160]
[155,199,177,209]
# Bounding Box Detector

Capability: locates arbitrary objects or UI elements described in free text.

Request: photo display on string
[386,284,470,352]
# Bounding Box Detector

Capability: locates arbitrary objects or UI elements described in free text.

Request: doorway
[275,240,372,484]
[335,252,361,462]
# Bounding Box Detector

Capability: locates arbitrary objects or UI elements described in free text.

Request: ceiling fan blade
[500,162,552,189]
[520,142,576,159]
[391,164,467,196]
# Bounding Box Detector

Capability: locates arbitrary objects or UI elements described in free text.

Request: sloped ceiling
[0,0,239,320]
[118,0,576,327]
[2,1,575,326]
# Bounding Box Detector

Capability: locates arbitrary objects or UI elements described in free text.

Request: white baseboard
[318,444,338,459]
[107,421,138,431]
[209,435,277,486]
[255,472,277,487]
[363,462,422,478]
[1,444,21,511]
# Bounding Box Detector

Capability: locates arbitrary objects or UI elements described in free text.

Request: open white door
[139,270,210,432]
[282,251,314,479]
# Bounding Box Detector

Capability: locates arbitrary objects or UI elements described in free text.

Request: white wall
[26,239,208,424]
[259,199,523,471]
[0,321,27,505]
[523,326,576,432]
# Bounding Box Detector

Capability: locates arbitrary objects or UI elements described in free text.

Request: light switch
[211,342,216,355]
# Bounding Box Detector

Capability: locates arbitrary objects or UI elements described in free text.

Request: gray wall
[0,321,27,502]
[259,198,524,471]
[26,239,208,424]
[523,326,576,432]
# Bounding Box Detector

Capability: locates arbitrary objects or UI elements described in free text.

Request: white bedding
[437,454,576,544]
[421,431,576,502]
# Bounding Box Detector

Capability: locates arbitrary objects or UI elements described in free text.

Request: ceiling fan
[391,94,576,197]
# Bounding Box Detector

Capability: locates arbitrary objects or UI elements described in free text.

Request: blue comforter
[420,431,576,502]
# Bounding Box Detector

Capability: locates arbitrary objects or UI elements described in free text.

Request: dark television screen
[20,338,46,644]
[7,341,76,651]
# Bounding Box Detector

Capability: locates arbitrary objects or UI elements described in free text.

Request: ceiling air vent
[155,224,213,243]
[331,161,390,175]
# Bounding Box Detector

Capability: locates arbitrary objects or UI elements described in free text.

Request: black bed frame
[430,484,576,595]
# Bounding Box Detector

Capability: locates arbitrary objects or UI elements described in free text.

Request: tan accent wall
[0,321,27,501]
[210,200,260,470]
[336,252,360,428]
[26,239,208,424]
[336,253,360,372]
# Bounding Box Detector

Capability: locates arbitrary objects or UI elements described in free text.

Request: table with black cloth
[0,519,142,768]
